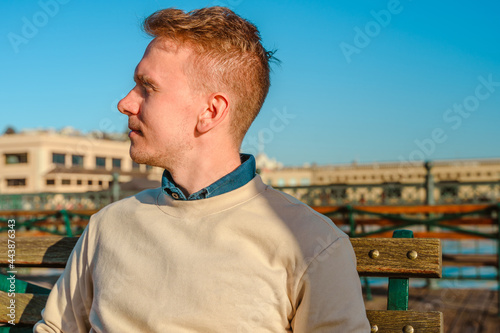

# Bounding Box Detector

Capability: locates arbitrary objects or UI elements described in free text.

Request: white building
[0,129,162,194]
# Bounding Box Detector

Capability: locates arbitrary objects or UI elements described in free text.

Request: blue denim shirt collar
[161,154,256,200]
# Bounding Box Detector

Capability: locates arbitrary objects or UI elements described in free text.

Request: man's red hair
[143,7,274,144]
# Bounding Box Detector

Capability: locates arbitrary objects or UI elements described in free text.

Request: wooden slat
[353,204,491,214]
[0,291,46,324]
[412,231,494,240]
[331,217,495,226]
[366,310,443,333]
[442,254,498,267]
[0,237,78,268]
[312,204,492,215]
[352,238,442,278]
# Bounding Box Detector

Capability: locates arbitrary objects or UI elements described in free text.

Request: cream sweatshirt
[34,175,370,332]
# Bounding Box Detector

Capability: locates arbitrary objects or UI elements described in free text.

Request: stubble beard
[129,139,192,172]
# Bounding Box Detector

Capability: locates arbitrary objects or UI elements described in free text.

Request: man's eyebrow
[134,73,159,89]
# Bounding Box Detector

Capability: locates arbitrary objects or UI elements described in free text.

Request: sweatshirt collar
[161,154,256,200]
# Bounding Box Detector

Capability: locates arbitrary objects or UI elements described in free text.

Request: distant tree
[4,126,16,135]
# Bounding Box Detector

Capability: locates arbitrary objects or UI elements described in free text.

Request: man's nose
[117,89,140,115]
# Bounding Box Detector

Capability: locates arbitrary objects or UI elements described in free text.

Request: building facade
[0,130,162,194]
[258,155,500,205]
[259,158,500,187]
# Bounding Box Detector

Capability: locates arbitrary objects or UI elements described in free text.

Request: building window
[289,178,297,186]
[5,153,28,164]
[77,179,82,185]
[98,180,103,186]
[46,179,55,185]
[72,155,84,167]
[96,157,106,169]
[88,180,93,185]
[53,153,65,165]
[6,178,26,187]
[384,186,402,199]
[331,188,347,199]
[132,161,141,170]
[440,184,458,199]
[277,178,285,186]
[112,158,121,169]
[146,165,153,171]
[62,179,71,185]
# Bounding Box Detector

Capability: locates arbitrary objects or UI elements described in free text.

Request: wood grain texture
[442,253,497,267]
[311,204,491,215]
[0,237,78,268]
[351,238,442,278]
[351,204,490,214]
[329,217,495,227]
[367,310,443,333]
[0,291,46,324]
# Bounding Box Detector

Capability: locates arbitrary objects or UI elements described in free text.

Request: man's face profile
[117,38,204,169]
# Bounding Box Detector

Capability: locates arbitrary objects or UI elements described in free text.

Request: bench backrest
[0,233,443,332]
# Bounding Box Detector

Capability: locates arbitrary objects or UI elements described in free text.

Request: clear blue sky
[1,0,499,166]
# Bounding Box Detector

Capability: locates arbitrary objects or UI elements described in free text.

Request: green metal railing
[0,210,91,237]
[332,205,498,240]
[321,204,500,315]
[276,181,500,206]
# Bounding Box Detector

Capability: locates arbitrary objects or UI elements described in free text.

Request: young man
[35,7,370,332]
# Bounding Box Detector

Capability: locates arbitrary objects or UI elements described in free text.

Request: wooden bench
[0,230,443,332]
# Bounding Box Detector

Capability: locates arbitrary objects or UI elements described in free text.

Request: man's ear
[196,93,230,134]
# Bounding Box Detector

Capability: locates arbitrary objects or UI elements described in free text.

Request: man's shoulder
[261,186,332,221]
[259,186,347,240]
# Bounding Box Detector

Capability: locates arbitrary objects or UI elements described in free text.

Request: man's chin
[129,147,149,165]
[130,149,165,169]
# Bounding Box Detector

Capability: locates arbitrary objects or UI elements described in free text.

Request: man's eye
[140,84,153,93]
[144,83,156,92]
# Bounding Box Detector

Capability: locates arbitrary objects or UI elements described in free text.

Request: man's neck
[168,151,242,197]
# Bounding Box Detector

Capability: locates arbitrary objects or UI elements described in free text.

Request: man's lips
[128,128,143,136]
[128,122,143,136]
